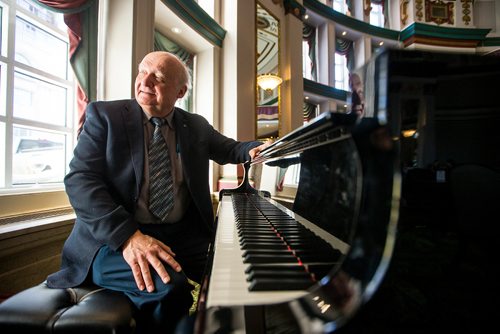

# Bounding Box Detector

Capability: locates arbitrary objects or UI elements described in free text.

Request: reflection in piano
[195,49,500,333]
[195,110,400,334]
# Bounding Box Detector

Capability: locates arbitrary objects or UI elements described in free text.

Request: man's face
[135,52,187,117]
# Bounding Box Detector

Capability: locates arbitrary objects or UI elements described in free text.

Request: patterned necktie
[149,117,174,221]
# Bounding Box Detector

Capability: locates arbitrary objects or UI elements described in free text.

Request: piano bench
[0,282,136,334]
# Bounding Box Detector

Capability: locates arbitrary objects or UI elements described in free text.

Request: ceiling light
[257,74,283,91]
[342,31,347,36]
[171,27,182,34]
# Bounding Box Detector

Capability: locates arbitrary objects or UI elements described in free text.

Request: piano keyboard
[206,193,349,308]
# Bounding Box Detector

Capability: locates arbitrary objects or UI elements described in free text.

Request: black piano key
[240,242,288,250]
[240,235,282,242]
[238,230,277,237]
[242,248,340,263]
[244,254,299,264]
[296,252,341,263]
[246,269,313,281]
[248,277,314,291]
[286,240,337,250]
[283,234,327,242]
[238,226,275,231]
[242,249,294,257]
[245,264,306,273]
[305,263,337,278]
[237,222,271,226]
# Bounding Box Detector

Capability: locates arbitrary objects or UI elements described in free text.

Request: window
[334,52,349,91]
[302,39,313,80]
[0,0,74,190]
[154,30,194,113]
[333,0,348,15]
[302,23,316,81]
[195,0,215,19]
[370,3,384,27]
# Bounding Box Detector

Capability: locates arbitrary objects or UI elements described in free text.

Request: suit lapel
[123,100,145,195]
[174,108,191,167]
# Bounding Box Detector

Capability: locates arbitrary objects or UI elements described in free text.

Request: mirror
[256,3,280,140]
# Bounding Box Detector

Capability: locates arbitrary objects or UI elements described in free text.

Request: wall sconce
[257,73,283,91]
[402,129,417,138]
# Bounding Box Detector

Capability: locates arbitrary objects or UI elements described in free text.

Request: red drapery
[37,0,93,133]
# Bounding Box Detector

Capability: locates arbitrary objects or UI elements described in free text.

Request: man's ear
[177,85,188,98]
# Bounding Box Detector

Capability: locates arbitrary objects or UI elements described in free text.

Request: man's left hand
[249,140,273,160]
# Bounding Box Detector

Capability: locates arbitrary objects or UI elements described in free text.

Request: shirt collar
[143,108,176,129]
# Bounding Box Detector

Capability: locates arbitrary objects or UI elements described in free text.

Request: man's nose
[140,73,154,87]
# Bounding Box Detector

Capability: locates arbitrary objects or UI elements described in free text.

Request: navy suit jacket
[47,99,260,288]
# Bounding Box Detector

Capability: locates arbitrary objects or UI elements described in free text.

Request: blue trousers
[92,205,211,333]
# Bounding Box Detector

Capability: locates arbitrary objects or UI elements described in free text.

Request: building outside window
[333,0,348,14]
[302,39,314,80]
[334,52,349,91]
[0,0,74,190]
[370,3,384,27]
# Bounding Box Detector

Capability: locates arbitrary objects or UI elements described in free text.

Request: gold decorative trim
[400,0,410,26]
[415,0,424,22]
[461,0,472,26]
[425,0,454,26]
[364,0,372,16]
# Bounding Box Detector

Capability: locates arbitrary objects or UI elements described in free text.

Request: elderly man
[47,51,267,333]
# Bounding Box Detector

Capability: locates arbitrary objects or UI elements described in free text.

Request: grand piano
[195,109,400,333]
[195,49,500,333]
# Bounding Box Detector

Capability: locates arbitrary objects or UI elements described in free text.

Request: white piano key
[206,195,307,308]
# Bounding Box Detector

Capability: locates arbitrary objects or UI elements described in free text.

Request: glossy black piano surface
[195,110,400,334]
[195,50,500,333]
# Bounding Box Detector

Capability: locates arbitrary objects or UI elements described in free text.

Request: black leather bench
[0,282,136,334]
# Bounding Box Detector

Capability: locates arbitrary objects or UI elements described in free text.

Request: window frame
[0,0,75,222]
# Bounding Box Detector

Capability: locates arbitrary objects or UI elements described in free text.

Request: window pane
[0,6,3,55]
[12,127,66,185]
[13,71,67,126]
[370,4,384,27]
[15,16,68,78]
[0,62,5,116]
[334,53,349,90]
[333,0,348,14]
[196,0,215,18]
[16,0,66,31]
[302,40,313,80]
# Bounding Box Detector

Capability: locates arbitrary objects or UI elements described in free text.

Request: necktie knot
[151,117,166,128]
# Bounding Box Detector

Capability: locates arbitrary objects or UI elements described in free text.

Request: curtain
[346,0,353,14]
[303,101,317,123]
[303,23,317,81]
[154,30,193,66]
[154,30,194,112]
[335,37,355,71]
[35,0,98,135]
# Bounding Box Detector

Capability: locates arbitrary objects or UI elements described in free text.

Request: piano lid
[198,49,500,333]
[253,109,400,311]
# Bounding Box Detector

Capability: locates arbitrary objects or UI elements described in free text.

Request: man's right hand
[122,230,182,292]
